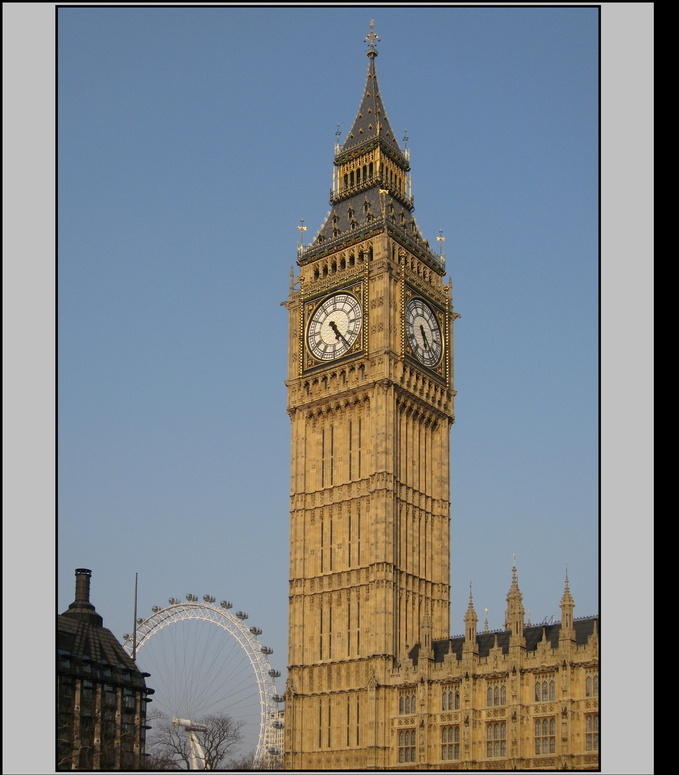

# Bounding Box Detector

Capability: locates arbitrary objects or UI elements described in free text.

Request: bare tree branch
[144,712,245,770]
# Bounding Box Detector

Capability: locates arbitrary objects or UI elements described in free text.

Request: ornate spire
[505,556,526,643]
[341,22,402,158]
[560,565,576,637]
[464,582,478,652]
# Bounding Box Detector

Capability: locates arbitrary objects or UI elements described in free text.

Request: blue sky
[5,4,652,774]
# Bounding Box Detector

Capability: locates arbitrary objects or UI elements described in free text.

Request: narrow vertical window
[357,418,362,478]
[356,695,360,745]
[328,604,332,659]
[327,701,331,748]
[319,606,323,660]
[347,600,351,656]
[348,508,352,568]
[349,420,353,481]
[320,514,324,572]
[357,507,361,565]
[318,701,323,748]
[356,599,361,653]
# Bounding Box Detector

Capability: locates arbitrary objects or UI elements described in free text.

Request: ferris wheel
[123,595,284,770]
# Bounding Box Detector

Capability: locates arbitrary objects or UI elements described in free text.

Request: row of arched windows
[585,674,598,697]
[535,678,556,702]
[342,163,374,191]
[399,691,416,715]
[311,247,372,282]
[487,683,506,707]
[442,687,460,711]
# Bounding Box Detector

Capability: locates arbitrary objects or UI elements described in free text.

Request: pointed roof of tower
[560,566,575,608]
[506,558,523,604]
[464,583,478,622]
[340,20,403,160]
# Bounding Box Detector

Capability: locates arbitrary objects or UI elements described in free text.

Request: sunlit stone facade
[283,25,598,771]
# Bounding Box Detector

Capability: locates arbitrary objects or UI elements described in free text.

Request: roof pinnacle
[365,19,379,58]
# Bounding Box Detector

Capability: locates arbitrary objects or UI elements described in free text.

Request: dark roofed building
[57,568,153,771]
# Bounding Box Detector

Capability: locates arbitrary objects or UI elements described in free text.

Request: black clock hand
[419,324,430,350]
[329,320,350,347]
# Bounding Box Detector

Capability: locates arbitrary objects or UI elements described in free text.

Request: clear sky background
[4,3,653,774]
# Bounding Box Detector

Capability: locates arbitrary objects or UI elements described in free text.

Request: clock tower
[284,23,457,770]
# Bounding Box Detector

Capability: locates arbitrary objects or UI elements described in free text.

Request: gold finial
[365,19,379,56]
[297,218,307,245]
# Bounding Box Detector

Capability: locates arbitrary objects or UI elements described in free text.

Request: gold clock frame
[402,285,448,382]
[301,279,366,372]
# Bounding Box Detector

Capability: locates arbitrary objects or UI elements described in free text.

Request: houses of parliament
[282,23,599,772]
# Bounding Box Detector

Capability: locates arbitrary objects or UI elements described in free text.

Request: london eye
[123,595,284,769]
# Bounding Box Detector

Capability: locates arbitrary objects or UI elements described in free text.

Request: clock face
[405,298,443,367]
[307,293,363,361]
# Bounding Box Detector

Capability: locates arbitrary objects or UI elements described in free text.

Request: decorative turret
[504,559,525,645]
[463,584,479,655]
[420,609,434,661]
[559,567,576,641]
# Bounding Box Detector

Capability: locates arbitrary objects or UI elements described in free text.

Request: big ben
[284,22,457,770]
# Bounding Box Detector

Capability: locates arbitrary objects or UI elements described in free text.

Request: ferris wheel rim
[123,599,282,769]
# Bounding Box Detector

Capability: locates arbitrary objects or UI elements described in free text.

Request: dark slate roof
[58,569,149,688]
[57,614,148,688]
[313,188,418,245]
[341,50,403,161]
[409,616,599,666]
